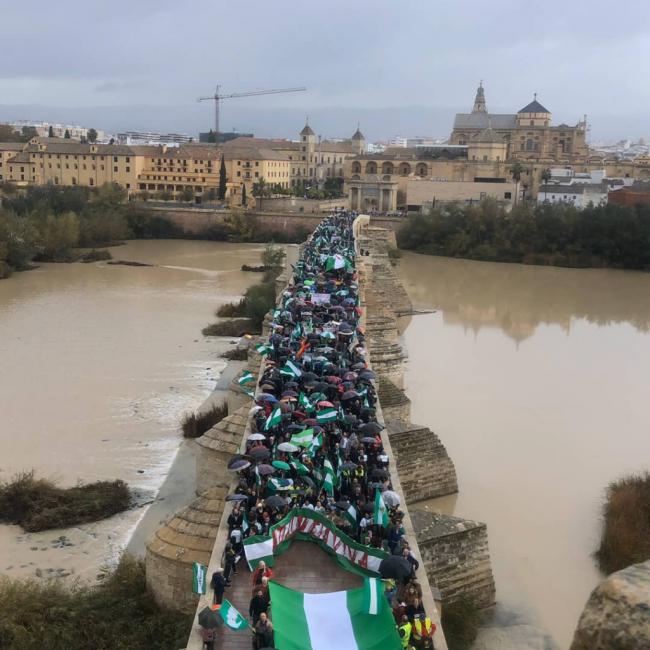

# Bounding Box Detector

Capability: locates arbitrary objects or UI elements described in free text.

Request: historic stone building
[450,82,589,161]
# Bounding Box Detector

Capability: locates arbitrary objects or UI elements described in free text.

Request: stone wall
[145,486,227,614]
[388,421,458,503]
[412,510,496,609]
[137,204,405,237]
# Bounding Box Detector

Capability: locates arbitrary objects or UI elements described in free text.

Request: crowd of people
[208,211,436,649]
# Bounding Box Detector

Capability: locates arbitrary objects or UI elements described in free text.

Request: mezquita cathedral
[450,82,589,161]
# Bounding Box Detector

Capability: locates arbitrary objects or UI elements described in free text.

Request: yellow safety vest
[412,617,434,639]
[398,622,411,649]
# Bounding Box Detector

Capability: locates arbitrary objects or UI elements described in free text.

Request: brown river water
[398,252,650,649]
[0,240,264,582]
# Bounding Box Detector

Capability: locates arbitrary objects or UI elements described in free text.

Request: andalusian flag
[298,392,314,413]
[291,428,314,448]
[342,502,358,529]
[291,459,310,475]
[373,489,389,528]
[325,254,353,272]
[264,406,282,431]
[238,371,254,385]
[308,432,323,458]
[281,359,302,379]
[242,509,249,534]
[362,578,385,616]
[268,582,400,650]
[316,407,338,424]
[255,343,271,357]
[219,599,249,631]
[322,469,335,496]
[191,562,207,594]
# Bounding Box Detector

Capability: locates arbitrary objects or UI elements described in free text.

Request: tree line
[397,199,650,270]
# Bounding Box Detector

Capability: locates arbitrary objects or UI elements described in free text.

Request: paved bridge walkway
[214,540,362,649]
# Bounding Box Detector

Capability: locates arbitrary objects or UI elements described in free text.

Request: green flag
[242,509,249,534]
[298,392,314,413]
[264,406,282,431]
[362,577,385,616]
[191,562,207,594]
[374,489,389,528]
[342,502,358,529]
[316,407,338,423]
[281,359,302,379]
[219,599,249,631]
[255,343,271,357]
[238,371,254,385]
[291,428,314,447]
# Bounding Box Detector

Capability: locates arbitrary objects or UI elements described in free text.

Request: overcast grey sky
[2,0,650,140]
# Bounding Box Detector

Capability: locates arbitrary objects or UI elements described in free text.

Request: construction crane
[197,85,307,135]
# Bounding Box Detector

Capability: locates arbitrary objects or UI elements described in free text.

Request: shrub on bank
[221,347,249,361]
[216,298,247,317]
[181,401,229,438]
[441,598,482,650]
[202,318,256,336]
[595,472,650,574]
[80,249,112,263]
[0,555,191,650]
[0,472,131,532]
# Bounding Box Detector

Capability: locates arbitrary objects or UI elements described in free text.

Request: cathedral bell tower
[473,81,487,113]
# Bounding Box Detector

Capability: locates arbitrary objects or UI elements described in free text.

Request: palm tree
[540,168,552,202]
[509,162,524,206]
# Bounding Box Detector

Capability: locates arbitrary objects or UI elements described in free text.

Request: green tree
[218,155,227,200]
[64,129,71,139]
[179,187,194,202]
[509,162,524,206]
[48,125,54,138]
[0,124,21,142]
[241,183,247,207]
[19,126,38,142]
[540,168,552,202]
[38,211,80,261]
[262,242,286,268]
[87,128,98,143]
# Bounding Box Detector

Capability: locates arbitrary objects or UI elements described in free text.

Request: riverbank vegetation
[0,555,191,650]
[0,472,131,532]
[595,473,650,574]
[181,401,229,438]
[0,184,308,279]
[397,199,650,270]
[203,243,285,336]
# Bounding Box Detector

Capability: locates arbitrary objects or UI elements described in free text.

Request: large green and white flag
[322,469,335,496]
[238,371,254,385]
[325,254,353,272]
[308,431,323,458]
[362,577,384,615]
[316,407,338,424]
[269,581,400,650]
[191,562,207,594]
[373,489,389,528]
[219,599,249,631]
[342,502,358,529]
[298,392,314,413]
[291,428,314,448]
[264,406,282,431]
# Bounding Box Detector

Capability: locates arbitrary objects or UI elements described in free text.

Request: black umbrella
[264,495,287,509]
[227,454,254,470]
[359,422,383,435]
[225,493,249,502]
[198,606,222,629]
[301,476,316,488]
[257,464,275,476]
[341,461,358,471]
[358,370,376,380]
[371,468,388,480]
[335,500,351,510]
[341,390,359,401]
[378,556,413,581]
[360,436,377,444]
[249,447,270,460]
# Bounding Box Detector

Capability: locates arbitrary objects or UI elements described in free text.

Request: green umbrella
[272,460,291,471]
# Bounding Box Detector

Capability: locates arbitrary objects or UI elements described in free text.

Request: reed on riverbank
[202,318,255,336]
[0,472,131,532]
[595,472,650,574]
[441,598,481,650]
[180,401,229,438]
[216,298,247,317]
[0,554,191,650]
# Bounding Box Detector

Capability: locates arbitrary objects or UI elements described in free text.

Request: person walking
[210,567,226,605]
[253,612,274,649]
[249,588,268,626]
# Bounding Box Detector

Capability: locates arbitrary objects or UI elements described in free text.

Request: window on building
[255,172,259,177]
[90,178,94,186]
[504,192,512,199]
[114,166,118,172]
[126,167,130,172]
[113,156,118,162]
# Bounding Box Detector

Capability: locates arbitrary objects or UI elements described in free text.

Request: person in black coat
[249,587,268,626]
[210,567,226,605]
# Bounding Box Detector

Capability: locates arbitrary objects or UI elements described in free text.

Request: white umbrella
[247,433,266,441]
[382,490,401,508]
[277,442,299,453]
